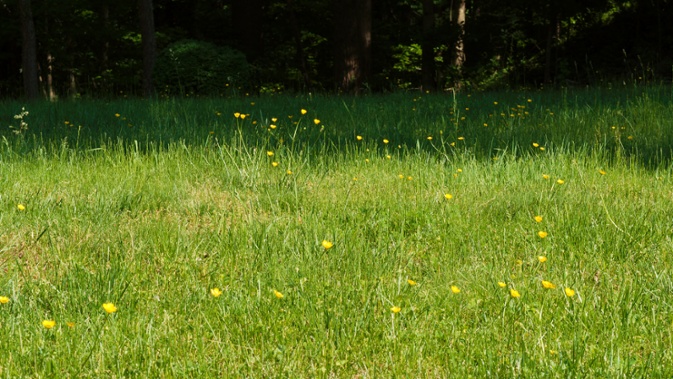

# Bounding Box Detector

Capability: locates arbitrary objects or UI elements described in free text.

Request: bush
[154,39,250,96]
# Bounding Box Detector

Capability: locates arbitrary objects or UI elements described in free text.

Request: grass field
[2,86,673,377]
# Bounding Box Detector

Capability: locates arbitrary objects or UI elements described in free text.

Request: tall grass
[1,86,673,377]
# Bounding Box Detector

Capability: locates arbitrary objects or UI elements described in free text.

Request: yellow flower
[444,193,453,200]
[497,281,507,288]
[266,151,274,157]
[115,113,121,117]
[541,280,556,289]
[542,174,550,180]
[515,259,523,266]
[407,176,413,181]
[273,290,284,299]
[427,136,433,140]
[271,117,278,122]
[383,139,389,144]
[390,306,401,313]
[0,296,9,304]
[300,109,307,115]
[510,289,521,298]
[493,101,498,105]
[240,114,247,120]
[210,288,223,297]
[564,287,575,297]
[534,215,543,223]
[539,147,545,151]
[271,161,279,167]
[538,256,547,263]
[102,302,117,314]
[450,285,461,294]
[398,174,405,179]
[537,231,548,239]
[17,204,25,211]
[407,279,417,286]
[556,179,564,185]
[234,112,241,118]
[456,168,463,173]
[322,240,334,250]
[269,124,277,129]
[532,142,539,148]
[386,155,392,160]
[216,112,221,116]
[599,169,606,175]
[457,136,465,141]
[286,170,293,175]
[66,322,75,328]
[42,320,56,329]
[313,119,321,125]
[356,135,363,141]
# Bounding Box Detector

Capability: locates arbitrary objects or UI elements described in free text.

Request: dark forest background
[2,0,672,99]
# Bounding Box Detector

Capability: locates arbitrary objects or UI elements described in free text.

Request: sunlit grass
[1,87,673,377]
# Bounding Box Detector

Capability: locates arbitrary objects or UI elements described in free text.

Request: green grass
[2,87,673,377]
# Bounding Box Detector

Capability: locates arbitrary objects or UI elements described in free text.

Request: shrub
[154,39,250,96]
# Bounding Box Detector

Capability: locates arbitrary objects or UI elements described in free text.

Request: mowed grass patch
[1,89,673,377]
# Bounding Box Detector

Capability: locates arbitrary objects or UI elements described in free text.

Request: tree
[18,0,38,99]
[231,0,263,62]
[451,0,466,88]
[333,0,372,93]
[138,0,156,97]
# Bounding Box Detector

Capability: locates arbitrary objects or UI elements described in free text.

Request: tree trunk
[18,0,39,100]
[138,0,156,97]
[334,0,371,93]
[451,0,466,88]
[421,0,436,92]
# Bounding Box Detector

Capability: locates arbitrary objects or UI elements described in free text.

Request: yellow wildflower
[300,109,307,115]
[542,174,550,180]
[510,289,521,298]
[210,288,223,297]
[322,240,334,250]
[271,161,279,167]
[383,139,389,144]
[450,285,461,294]
[240,114,247,120]
[534,215,543,223]
[564,287,576,297]
[0,296,9,304]
[266,151,274,157]
[407,279,417,286]
[538,256,547,263]
[541,280,556,289]
[271,117,278,122]
[537,231,548,239]
[17,204,25,211]
[66,322,75,328]
[269,124,277,129]
[102,302,117,314]
[234,112,241,118]
[556,179,564,185]
[42,320,56,329]
[356,135,363,141]
[497,281,507,288]
[444,193,453,200]
[599,169,606,175]
[273,290,284,299]
[313,119,320,125]
[532,142,539,148]
[391,306,401,313]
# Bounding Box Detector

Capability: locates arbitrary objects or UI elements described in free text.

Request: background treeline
[2,0,672,98]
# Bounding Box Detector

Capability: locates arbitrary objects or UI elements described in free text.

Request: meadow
[1,86,673,377]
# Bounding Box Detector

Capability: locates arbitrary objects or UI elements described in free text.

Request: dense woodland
[2,0,672,99]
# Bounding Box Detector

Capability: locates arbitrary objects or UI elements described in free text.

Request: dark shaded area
[1,0,672,98]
